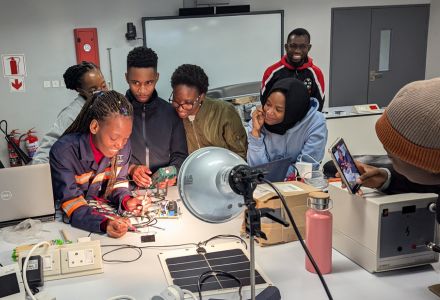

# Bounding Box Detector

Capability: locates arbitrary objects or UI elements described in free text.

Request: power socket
[60,241,102,275]
[19,240,103,281]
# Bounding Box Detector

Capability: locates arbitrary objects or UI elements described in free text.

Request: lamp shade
[177,147,246,223]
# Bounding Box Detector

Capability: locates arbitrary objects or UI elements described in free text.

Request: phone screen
[331,139,361,193]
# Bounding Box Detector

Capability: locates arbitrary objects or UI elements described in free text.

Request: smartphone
[329,138,361,194]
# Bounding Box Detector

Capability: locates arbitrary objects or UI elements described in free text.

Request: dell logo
[1,191,12,201]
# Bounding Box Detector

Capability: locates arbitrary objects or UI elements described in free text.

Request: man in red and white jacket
[261,28,325,111]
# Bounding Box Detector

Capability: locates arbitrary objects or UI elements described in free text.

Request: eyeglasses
[286,43,310,51]
[169,93,201,111]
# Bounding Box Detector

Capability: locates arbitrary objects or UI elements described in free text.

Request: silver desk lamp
[177,147,287,300]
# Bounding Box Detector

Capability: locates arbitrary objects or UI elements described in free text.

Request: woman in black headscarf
[247,78,327,178]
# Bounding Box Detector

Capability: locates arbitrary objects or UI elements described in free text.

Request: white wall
[426,0,440,78]
[0,0,435,166]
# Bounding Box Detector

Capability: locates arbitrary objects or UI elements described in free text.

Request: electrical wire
[100,235,247,263]
[106,295,136,300]
[261,178,333,300]
[101,244,143,263]
[182,288,198,300]
[200,234,247,249]
[100,242,198,263]
[197,270,243,300]
[22,241,51,300]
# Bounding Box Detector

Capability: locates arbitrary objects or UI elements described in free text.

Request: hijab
[261,78,310,135]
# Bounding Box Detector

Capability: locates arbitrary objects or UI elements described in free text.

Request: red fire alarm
[73,28,100,67]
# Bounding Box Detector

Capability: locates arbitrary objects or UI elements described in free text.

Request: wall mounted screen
[142,11,283,98]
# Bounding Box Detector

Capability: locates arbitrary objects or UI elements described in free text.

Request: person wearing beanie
[247,77,328,179]
[348,78,440,238]
[353,78,440,192]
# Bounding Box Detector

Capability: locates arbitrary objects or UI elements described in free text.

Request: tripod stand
[229,165,289,300]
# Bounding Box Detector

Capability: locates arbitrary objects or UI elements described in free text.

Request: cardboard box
[246,181,319,246]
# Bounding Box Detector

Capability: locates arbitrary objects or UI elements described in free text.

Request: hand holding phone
[329,138,361,194]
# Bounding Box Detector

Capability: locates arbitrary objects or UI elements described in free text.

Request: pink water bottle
[305,191,332,274]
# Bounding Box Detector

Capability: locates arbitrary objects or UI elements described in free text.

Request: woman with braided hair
[50,91,142,238]
[32,61,108,164]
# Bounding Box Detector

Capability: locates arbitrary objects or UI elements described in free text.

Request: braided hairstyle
[63,61,98,91]
[171,64,209,94]
[64,90,134,198]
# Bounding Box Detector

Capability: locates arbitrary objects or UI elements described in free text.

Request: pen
[106,215,139,232]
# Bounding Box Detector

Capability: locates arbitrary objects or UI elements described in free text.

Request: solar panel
[158,242,271,298]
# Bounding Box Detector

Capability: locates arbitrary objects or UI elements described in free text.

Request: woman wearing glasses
[170,64,247,160]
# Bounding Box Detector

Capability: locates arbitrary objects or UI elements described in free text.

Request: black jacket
[126,90,188,173]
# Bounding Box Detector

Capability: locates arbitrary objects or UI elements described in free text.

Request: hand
[251,106,265,138]
[355,161,388,189]
[130,165,152,187]
[336,161,389,195]
[125,197,143,216]
[106,218,129,238]
[156,176,177,189]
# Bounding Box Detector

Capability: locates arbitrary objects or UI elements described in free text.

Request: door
[368,6,429,106]
[330,5,429,107]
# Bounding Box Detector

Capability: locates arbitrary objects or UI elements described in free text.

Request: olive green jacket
[183,97,248,160]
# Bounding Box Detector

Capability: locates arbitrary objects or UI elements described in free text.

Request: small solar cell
[164,248,267,293]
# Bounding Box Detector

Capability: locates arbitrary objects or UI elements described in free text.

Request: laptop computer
[0,163,55,227]
[254,157,293,182]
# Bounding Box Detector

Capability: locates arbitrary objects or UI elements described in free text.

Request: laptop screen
[0,164,55,226]
[254,157,292,182]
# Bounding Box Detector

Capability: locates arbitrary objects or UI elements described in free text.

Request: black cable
[0,262,3,267]
[100,234,248,264]
[197,270,242,300]
[201,234,247,249]
[100,242,198,263]
[261,178,333,300]
[102,245,143,263]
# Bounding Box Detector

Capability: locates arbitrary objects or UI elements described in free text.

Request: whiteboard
[141,11,283,98]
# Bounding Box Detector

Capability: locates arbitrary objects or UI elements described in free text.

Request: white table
[1,186,439,300]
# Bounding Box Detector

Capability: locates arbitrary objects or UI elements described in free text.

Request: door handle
[369,70,383,81]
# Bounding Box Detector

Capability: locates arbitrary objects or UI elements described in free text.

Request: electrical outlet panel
[40,249,61,277]
[60,241,102,275]
[18,240,103,281]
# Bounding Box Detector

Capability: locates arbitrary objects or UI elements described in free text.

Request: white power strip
[18,240,103,281]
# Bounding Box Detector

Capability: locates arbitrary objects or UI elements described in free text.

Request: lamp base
[255,286,281,300]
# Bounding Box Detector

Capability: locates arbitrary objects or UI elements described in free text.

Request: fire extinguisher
[21,128,39,159]
[7,129,23,167]
[9,57,20,75]
[0,120,31,167]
